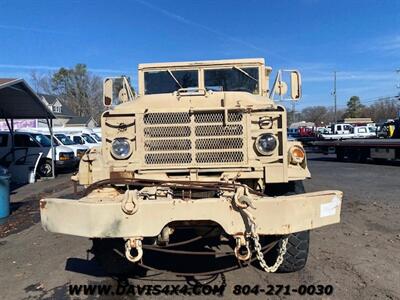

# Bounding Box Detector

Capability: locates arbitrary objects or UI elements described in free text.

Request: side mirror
[103,77,134,107]
[290,71,302,100]
[103,78,113,106]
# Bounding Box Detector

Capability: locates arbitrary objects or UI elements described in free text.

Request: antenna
[331,71,337,123]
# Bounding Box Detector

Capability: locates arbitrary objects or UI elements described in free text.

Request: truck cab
[41,58,342,274]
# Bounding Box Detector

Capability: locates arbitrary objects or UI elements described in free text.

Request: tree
[365,98,400,122]
[300,106,328,126]
[31,64,104,123]
[344,96,365,118]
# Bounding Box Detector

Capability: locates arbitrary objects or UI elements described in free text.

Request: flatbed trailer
[312,139,400,162]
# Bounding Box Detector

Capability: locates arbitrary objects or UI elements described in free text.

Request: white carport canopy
[0,78,56,179]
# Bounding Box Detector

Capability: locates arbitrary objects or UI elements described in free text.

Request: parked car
[43,133,88,160]
[0,131,75,177]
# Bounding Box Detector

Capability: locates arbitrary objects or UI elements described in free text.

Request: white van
[43,133,88,159]
[53,127,102,144]
[92,127,102,139]
[0,131,75,177]
[65,132,100,149]
[19,128,89,160]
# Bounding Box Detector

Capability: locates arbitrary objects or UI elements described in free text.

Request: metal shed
[0,78,56,179]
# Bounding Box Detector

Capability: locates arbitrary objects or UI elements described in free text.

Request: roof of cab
[138,58,265,70]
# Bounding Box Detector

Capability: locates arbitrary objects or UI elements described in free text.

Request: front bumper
[55,158,78,169]
[40,190,342,238]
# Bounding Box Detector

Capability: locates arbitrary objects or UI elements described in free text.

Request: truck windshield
[91,133,101,142]
[144,70,198,94]
[55,134,75,145]
[31,133,52,147]
[204,67,259,94]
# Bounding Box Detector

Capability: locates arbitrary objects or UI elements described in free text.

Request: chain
[243,209,288,273]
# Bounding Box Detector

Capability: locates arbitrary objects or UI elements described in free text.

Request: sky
[0,0,399,110]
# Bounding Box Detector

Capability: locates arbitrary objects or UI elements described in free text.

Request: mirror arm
[123,77,135,101]
[269,70,282,100]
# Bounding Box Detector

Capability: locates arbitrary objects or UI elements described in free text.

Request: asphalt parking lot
[0,153,399,299]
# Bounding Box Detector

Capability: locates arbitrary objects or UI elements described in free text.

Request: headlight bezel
[289,145,305,164]
[255,133,278,156]
[111,137,132,160]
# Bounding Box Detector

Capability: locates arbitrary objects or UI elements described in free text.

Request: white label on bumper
[320,196,341,217]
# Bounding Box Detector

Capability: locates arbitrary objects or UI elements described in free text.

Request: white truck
[320,126,376,140]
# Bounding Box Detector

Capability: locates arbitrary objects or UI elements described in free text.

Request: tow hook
[125,237,143,263]
[122,190,139,215]
[234,234,251,261]
[234,186,256,209]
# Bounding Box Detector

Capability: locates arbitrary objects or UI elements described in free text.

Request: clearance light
[290,146,305,164]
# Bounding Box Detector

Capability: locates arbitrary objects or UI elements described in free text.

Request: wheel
[37,159,53,177]
[276,230,310,273]
[336,148,345,161]
[260,181,310,273]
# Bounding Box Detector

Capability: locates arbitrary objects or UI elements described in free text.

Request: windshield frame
[54,133,76,145]
[82,133,97,144]
[31,133,52,147]
[141,64,263,96]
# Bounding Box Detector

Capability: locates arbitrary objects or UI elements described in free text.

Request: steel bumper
[40,190,342,238]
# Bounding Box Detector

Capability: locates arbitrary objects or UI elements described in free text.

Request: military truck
[40,58,342,274]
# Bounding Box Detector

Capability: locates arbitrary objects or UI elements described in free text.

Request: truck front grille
[142,111,246,166]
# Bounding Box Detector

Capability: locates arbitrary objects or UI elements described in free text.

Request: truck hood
[111,91,277,115]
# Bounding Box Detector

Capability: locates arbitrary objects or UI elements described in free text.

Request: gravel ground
[0,154,399,299]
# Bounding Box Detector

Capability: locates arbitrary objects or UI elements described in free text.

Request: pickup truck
[320,126,376,140]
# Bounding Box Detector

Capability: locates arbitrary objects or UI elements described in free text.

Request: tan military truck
[40,58,342,274]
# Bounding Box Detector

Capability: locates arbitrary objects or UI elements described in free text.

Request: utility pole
[333,71,337,123]
[396,68,400,96]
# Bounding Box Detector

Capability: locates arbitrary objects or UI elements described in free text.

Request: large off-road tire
[261,181,310,273]
[276,230,310,273]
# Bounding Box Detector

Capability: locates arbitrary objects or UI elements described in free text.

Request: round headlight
[111,138,131,159]
[255,134,277,155]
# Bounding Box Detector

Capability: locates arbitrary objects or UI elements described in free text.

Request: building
[39,94,98,128]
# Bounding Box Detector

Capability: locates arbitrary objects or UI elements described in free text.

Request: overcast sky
[0,0,399,109]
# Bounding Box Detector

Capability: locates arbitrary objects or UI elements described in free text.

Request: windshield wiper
[233,66,258,82]
[167,69,183,89]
